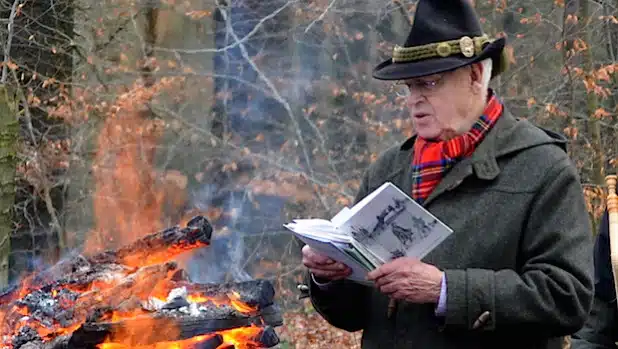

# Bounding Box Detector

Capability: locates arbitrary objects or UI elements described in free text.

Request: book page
[285,220,350,243]
[330,207,352,226]
[338,182,453,262]
[292,232,372,283]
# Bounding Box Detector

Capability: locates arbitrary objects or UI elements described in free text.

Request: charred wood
[252,326,280,348]
[74,262,177,318]
[87,215,212,267]
[0,283,19,303]
[10,299,282,348]
[65,331,225,349]
[170,279,276,311]
[19,334,71,349]
[0,216,211,298]
[72,304,283,345]
[1,262,178,340]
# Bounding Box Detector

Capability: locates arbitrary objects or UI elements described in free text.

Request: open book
[284,182,453,285]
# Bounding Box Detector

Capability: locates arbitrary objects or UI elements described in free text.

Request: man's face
[400,63,484,140]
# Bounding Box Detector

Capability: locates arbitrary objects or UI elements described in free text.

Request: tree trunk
[0,86,18,288]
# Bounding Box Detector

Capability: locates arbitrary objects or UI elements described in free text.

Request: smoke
[176,0,328,285]
[183,185,252,284]
[184,178,290,284]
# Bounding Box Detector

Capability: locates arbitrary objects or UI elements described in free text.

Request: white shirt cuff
[311,273,333,289]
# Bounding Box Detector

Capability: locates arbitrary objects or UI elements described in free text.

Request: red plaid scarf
[411,93,503,204]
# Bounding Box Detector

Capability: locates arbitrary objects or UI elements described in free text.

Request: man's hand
[302,245,352,281]
[367,257,443,304]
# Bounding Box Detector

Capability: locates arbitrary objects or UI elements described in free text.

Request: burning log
[169,279,277,311]
[70,306,282,347]
[74,262,178,317]
[205,326,280,349]
[96,304,280,339]
[88,215,213,267]
[16,332,227,349]
[1,216,283,349]
[8,295,283,349]
[3,216,212,300]
[1,262,179,338]
[244,325,281,348]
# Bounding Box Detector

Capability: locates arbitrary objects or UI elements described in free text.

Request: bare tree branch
[1,0,21,84]
[304,0,339,34]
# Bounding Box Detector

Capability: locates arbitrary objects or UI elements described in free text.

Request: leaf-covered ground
[275,308,572,349]
[276,308,362,349]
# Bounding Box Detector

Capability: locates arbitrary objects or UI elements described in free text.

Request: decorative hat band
[392,35,492,63]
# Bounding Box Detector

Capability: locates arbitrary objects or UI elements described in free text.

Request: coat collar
[394,107,567,206]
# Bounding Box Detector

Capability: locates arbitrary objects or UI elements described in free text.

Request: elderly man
[300,0,594,348]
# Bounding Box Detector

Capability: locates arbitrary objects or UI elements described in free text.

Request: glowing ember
[218,325,265,348]
[228,292,259,313]
[98,333,218,349]
[1,268,281,348]
[97,326,266,349]
[121,241,209,268]
[181,291,258,315]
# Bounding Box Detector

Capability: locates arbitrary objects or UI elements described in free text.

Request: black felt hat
[372,0,508,81]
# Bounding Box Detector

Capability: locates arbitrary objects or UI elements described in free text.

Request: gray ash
[171,279,275,310]
[16,288,80,328]
[12,326,41,349]
[162,296,191,310]
[161,302,242,319]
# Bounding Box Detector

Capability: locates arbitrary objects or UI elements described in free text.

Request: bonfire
[0,216,283,349]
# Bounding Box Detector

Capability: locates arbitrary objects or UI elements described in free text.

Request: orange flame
[89,111,166,253]
[1,273,265,348]
[98,326,264,349]
[120,241,209,268]
[184,291,258,314]
[94,291,263,348]
[98,333,218,349]
[228,291,259,313]
[218,325,265,349]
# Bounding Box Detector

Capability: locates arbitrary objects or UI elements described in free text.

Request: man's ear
[469,62,484,92]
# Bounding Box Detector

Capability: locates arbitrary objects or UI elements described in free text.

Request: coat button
[472,311,491,329]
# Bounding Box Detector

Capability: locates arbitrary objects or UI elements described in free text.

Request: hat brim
[372,37,506,81]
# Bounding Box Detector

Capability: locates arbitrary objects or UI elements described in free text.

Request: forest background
[0,0,615,347]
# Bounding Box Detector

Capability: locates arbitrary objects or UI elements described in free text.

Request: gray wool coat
[306,109,595,349]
